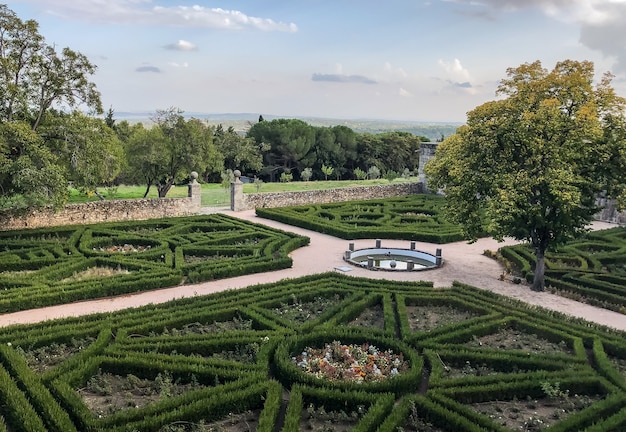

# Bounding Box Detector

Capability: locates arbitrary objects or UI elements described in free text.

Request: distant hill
[114,112,463,141]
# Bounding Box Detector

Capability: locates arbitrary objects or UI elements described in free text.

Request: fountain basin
[343,241,442,271]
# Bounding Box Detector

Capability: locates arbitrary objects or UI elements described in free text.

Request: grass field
[68,178,418,207]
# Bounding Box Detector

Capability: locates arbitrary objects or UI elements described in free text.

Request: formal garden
[0,195,626,431]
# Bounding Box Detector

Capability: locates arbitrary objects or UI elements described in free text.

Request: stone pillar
[187,171,201,211]
[436,248,443,266]
[417,142,439,193]
[230,169,244,211]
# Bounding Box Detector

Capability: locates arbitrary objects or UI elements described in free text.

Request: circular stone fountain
[343,240,442,271]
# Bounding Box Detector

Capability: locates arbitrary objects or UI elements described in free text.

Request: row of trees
[112,114,424,196]
[0,5,426,210]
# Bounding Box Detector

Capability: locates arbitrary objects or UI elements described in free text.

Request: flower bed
[293,340,408,383]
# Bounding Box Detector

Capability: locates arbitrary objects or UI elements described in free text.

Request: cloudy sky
[9,0,626,122]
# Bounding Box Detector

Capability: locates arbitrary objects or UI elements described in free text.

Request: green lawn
[67,178,418,207]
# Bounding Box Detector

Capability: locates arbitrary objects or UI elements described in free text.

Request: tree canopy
[425,60,626,291]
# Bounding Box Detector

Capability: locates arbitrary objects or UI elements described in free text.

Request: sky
[8,0,626,123]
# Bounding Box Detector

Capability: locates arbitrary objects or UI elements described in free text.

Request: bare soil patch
[406,305,477,332]
[347,303,384,329]
[17,337,95,374]
[470,391,601,431]
[78,371,206,417]
[60,266,131,283]
[272,294,344,324]
[465,328,574,356]
[299,403,365,432]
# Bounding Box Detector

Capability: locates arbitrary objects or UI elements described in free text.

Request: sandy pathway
[1,210,625,332]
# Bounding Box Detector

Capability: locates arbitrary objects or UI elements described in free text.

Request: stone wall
[595,198,626,225]
[0,196,200,231]
[417,142,438,192]
[235,182,423,211]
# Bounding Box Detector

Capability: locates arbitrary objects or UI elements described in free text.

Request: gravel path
[1,209,625,332]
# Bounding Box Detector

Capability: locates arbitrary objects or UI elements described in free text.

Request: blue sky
[9,0,626,122]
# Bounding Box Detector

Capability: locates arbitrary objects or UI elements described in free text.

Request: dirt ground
[1,209,625,332]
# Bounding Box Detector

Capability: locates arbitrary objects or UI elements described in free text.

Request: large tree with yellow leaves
[426,60,626,291]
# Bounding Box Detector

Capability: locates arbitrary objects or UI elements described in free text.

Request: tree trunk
[157,180,174,198]
[94,188,106,200]
[143,184,151,198]
[532,247,546,292]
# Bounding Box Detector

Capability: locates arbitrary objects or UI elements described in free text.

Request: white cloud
[445,0,626,75]
[168,61,189,68]
[446,0,624,24]
[398,87,413,97]
[36,0,298,32]
[164,40,197,51]
[437,58,471,82]
[384,62,408,78]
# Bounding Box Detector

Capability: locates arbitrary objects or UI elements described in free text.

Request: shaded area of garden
[0,273,624,431]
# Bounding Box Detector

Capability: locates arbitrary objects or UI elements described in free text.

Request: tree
[150,108,221,197]
[367,166,380,180]
[301,167,313,182]
[247,118,315,181]
[354,167,367,180]
[321,164,334,180]
[0,121,66,209]
[213,124,260,177]
[0,5,102,130]
[0,5,110,209]
[42,111,124,198]
[425,60,626,292]
[123,124,167,198]
[124,108,221,198]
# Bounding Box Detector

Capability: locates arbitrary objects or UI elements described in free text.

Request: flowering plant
[292,340,408,383]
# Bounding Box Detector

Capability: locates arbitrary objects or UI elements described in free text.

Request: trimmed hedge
[499,227,626,311]
[0,214,308,313]
[0,273,624,430]
[256,194,472,243]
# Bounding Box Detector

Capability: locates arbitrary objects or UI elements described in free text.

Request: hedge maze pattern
[256,195,468,243]
[500,227,626,313]
[0,214,308,313]
[0,272,625,431]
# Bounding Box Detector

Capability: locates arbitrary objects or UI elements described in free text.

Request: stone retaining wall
[0,196,199,231]
[595,198,626,225]
[236,182,423,211]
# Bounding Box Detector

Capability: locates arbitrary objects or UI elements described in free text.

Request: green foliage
[212,124,260,175]
[367,165,380,180]
[0,122,67,210]
[321,164,334,180]
[426,59,626,292]
[354,167,367,180]
[0,272,623,430]
[279,171,293,183]
[384,170,398,182]
[300,167,313,182]
[0,214,308,313]
[499,227,626,311]
[0,5,102,130]
[256,195,469,243]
